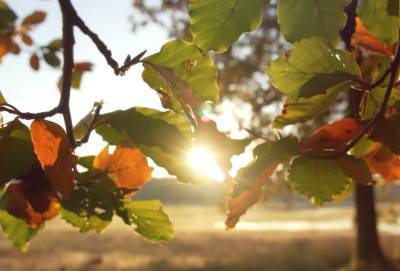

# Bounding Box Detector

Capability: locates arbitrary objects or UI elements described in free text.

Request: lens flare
[186,147,225,182]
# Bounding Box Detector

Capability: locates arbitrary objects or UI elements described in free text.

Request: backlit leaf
[142,40,219,112]
[30,120,76,198]
[273,83,345,128]
[117,199,173,242]
[61,175,116,233]
[288,156,350,205]
[278,0,351,46]
[93,144,153,190]
[266,38,360,98]
[226,137,299,228]
[189,0,269,52]
[358,0,399,45]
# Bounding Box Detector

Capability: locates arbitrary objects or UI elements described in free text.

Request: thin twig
[76,102,103,147]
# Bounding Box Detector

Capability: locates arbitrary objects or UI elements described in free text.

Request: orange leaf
[93,144,153,190]
[302,118,364,152]
[352,17,396,55]
[364,143,400,182]
[30,120,76,198]
[0,35,12,59]
[225,160,279,229]
[6,162,60,228]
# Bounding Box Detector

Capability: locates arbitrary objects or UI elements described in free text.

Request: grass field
[1,205,400,271]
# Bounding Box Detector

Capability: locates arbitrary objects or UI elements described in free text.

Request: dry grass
[0,206,399,271]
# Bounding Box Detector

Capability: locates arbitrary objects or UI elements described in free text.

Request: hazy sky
[1,0,169,155]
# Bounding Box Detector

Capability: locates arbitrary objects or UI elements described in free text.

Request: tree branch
[58,0,76,148]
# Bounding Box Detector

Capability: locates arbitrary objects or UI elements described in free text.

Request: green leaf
[351,137,376,158]
[61,174,124,233]
[358,0,399,45]
[288,156,350,205]
[0,120,35,184]
[117,199,173,242]
[273,83,345,128]
[266,38,361,98]
[0,192,38,252]
[78,156,95,169]
[43,51,61,67]
[335,155,374,186]
[363,86,400,119]
[234,137,299,196]
[0,1,17,34]
[96,107,192,155]
[278,0,351,46]
[189,0,269,52]
[142,40,219,111]
[47,39,63,51]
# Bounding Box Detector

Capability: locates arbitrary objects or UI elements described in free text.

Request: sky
[0,0,175,175]
[0,0,252,179]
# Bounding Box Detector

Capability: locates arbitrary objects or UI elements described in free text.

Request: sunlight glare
[187,147,225,182]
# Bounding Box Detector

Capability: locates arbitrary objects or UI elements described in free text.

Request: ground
[1,205,399,271]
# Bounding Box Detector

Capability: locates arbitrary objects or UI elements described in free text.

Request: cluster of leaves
[0,0,400,252]
[223,0,400,228]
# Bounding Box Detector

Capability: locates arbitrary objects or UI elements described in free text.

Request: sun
[186,147,225,182]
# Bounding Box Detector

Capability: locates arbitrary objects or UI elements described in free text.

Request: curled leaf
[30,120,76,198]
[226,160,279,229]
[6,162,60,228]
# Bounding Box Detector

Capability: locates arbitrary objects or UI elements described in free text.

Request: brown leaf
[6,162,60,228]
[364,143,400,182]
[335,155,374,186]
[20,33,33,46]
[302,118,364,152]
[29,53,39,71]
[352,17,396,55]
[21,11,46,28]
[225,160,279,229]
[93,144,153,190]
[30,120,76,198]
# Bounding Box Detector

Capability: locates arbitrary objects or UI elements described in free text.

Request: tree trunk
[351,184,398,271]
